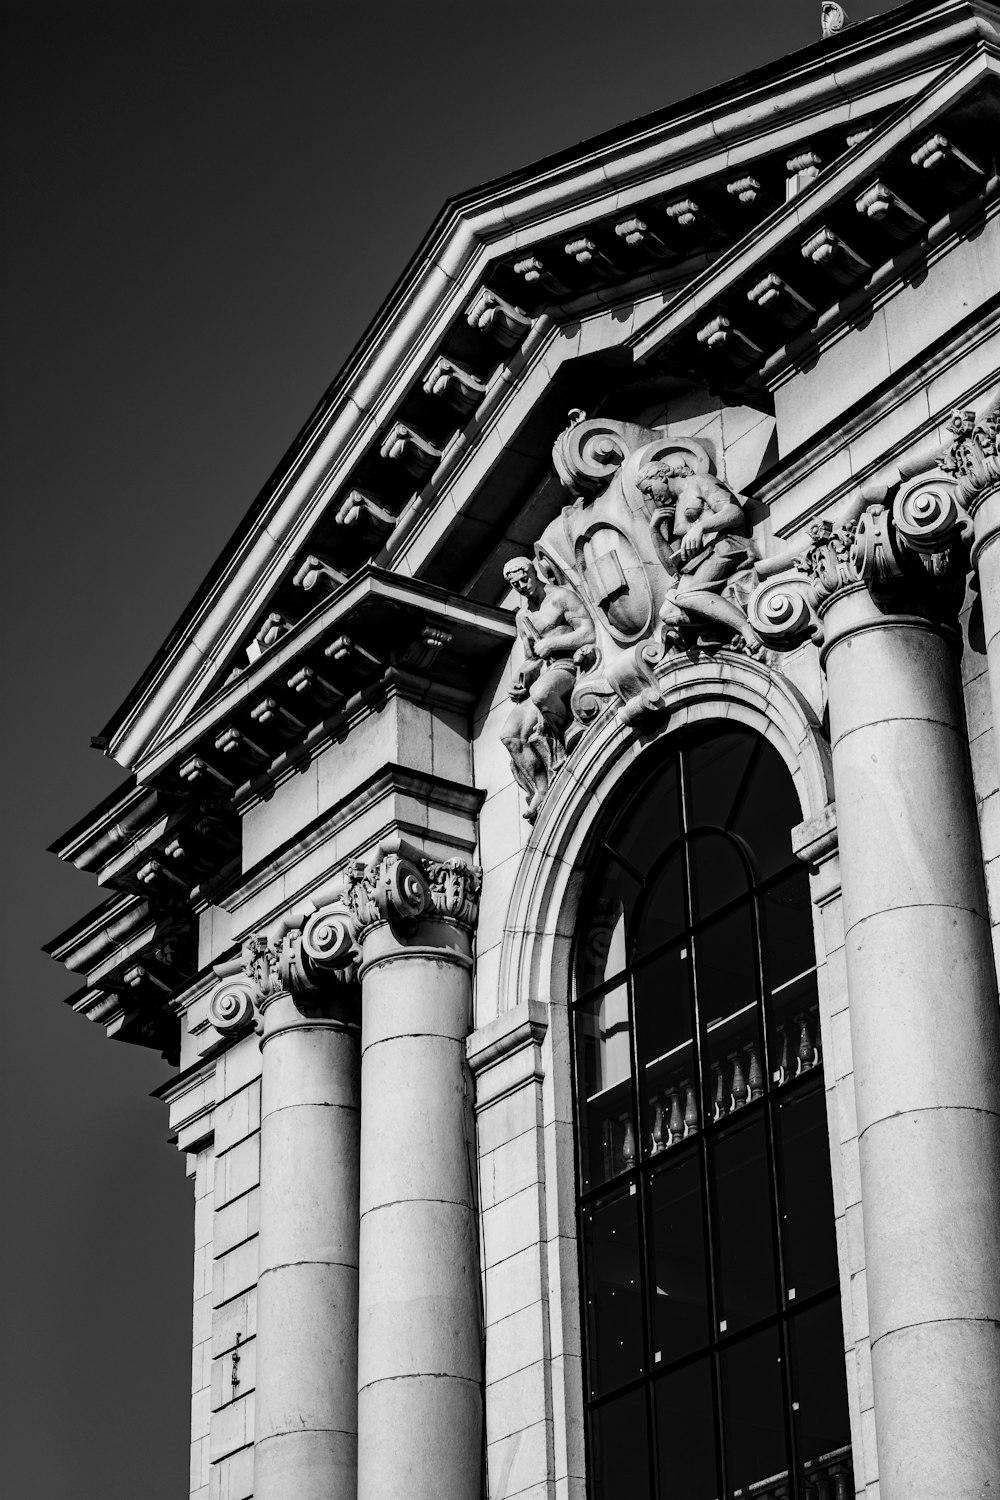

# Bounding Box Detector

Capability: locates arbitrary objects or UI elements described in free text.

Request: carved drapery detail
[344,848,482,939]
[207,897,360,1035]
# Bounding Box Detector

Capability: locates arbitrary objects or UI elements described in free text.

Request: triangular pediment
[97,0,1000,782]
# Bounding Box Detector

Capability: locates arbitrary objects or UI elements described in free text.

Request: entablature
[44,890,195,1062]
[136,567,514,796]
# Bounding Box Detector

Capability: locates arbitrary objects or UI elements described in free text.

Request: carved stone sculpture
[500,413,771,818]
[635,458,761,655]
[501,555,596,820]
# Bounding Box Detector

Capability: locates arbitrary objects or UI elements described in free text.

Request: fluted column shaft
[822,587,1000,1499]
[355,916,482,1500]
[254,990,361,1500]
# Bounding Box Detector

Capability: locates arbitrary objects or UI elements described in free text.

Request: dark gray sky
[2,1,898,1495]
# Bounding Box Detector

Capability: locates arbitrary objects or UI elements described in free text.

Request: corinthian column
[347,845,482,1500]
[751,508,1000,1499]
[209,901,362,1500]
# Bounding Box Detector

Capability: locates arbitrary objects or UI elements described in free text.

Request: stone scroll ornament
[747,492,970,653]
[344,849,482,937]
[206,897,360,1036]
[501,411,764,820]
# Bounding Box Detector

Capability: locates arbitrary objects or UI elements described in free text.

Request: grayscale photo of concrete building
[46,2,1000,1497]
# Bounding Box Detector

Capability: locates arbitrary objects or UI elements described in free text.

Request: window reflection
[633,945,696,1157]
[710,1114,778,1335]
[577,983,634,1190]
[653,1356,718,1500]
[720,1326,788,1496]
[648,1154,709,1363]
[583,1185,645,1398]
[589,1388,650,1500]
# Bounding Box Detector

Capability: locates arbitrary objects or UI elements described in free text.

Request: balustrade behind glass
[573,728,852,1500]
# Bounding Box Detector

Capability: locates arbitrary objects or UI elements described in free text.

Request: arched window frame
[473,657,871,1500]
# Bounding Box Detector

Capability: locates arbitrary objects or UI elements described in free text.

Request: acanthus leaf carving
[206,898,361,1034]
[345,849,480,935]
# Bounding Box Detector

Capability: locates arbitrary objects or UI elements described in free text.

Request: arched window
[573,727,852,1500]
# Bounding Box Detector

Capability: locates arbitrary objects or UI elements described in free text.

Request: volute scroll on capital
[207,896,360,1036]
[344,844,483,941]
[747,396,1000,657]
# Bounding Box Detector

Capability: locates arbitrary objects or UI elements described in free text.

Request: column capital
[207,897,360,1036]
[939,396,1000,570]
[940,396,1000,515]
[344,838,482,943]
[748,494,968,661]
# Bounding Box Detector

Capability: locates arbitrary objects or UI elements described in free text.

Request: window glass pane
[769,970,821,1088]
[633,849,686,960]
[582,1185,645,1398]
[695,904,763,1122]
[710,1113,777,1334]
[634,946,697,1156]
[775,1083,839,1302]
[589,1388,651,1500]
[788,1297,852,1481]
[653,1355,719,1500]
[728,739,801,882]
[576,984,635,1191]
[612,757,681,885]
[760,869,815,994]
[578,854,640,993]
[647,1154,709,1364]
[720,1325,788,1498]
[684,731,757,833]
[688,831,749,924]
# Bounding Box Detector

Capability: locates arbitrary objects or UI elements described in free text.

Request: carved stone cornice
[344,843,482,943]
[207,897,360,1036]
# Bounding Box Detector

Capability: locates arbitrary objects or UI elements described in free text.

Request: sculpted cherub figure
[501,555,596,819]
[636,458,762,654]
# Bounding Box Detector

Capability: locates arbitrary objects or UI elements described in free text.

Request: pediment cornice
[95,2,999,776]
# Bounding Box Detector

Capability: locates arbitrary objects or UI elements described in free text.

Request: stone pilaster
[939,399,1000,774]
[346,844,483,1500]
[208,901,362,1500]
[750,505,1000,1499]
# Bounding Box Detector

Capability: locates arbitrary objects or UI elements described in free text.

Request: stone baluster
[651,1102,666,1154]
[730,1050,749,1109]
[346,844,483,1500]
[683,1080,700,1136]
[207,900,362,1500]
[750,501,1000,1497]
[668,1088,685,1144]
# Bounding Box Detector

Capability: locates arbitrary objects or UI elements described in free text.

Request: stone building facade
[47,4,1000,1498]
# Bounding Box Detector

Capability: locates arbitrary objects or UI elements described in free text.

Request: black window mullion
[681,744,731,1500]
[627,965,657,1500]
